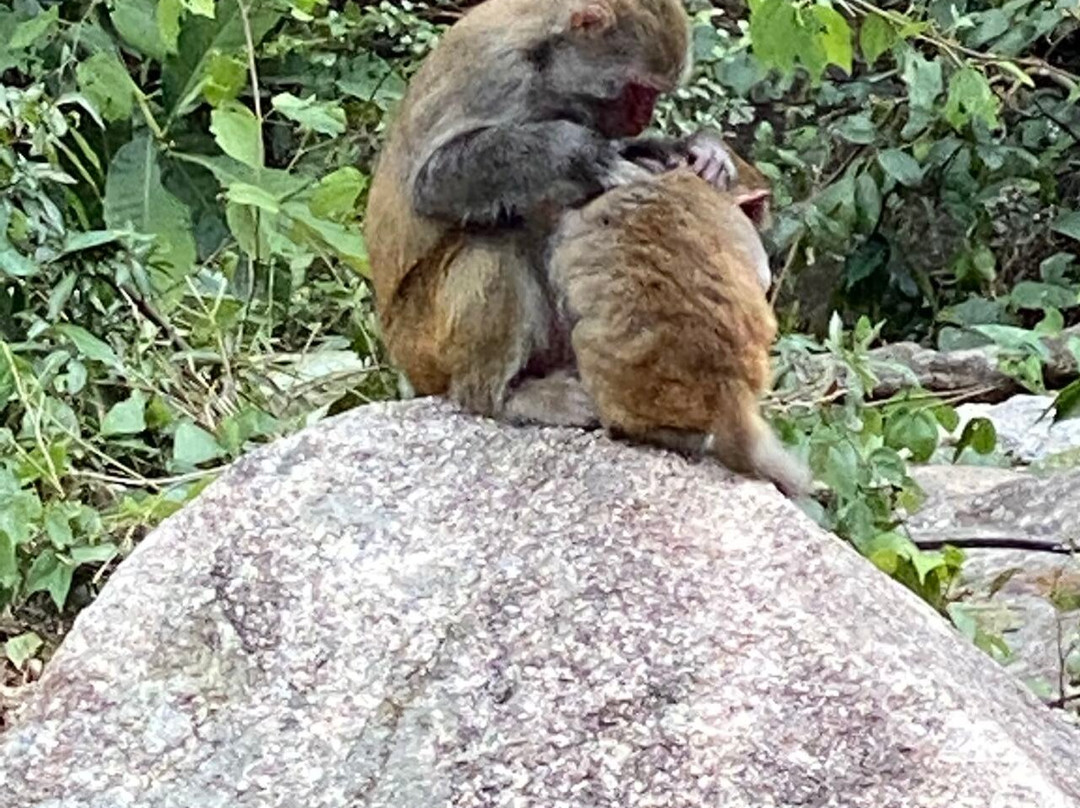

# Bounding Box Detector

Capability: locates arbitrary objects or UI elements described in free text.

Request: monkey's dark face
[594,81,660,137]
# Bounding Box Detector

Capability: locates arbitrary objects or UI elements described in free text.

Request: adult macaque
[548,169,812,498]
[364,0,736,427]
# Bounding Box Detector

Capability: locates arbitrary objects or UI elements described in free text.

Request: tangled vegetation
[0,0,1077,688]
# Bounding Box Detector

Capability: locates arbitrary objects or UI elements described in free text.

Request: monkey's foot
[503,372,601,429]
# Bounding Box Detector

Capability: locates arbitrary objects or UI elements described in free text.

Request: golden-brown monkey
[364,0,738,427]
[548,169,811,497]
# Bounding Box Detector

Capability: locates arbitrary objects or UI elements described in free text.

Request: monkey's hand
[683,131,737,190]
[601,158,654,189]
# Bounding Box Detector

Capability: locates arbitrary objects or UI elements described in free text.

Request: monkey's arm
[413,121,629,226]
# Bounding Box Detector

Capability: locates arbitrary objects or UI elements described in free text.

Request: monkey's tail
[706,405,812,500]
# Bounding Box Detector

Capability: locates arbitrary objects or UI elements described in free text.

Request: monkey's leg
[388,234,598,427]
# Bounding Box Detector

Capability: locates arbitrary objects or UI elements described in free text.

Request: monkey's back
[551,170,777,435]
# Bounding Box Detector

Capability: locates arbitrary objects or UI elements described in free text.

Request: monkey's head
[535,0,690,137]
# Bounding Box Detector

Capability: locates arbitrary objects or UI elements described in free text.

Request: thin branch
[912,537,1076,555]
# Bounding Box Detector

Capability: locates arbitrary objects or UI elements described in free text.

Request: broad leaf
[1052,379,1080,423]
[173,421,226,467]
[10,6,58,50]
[24,550,74,611]
[944,68,1001,131]
[877,149,925,186]
[271,93,347,136]
[4,632,42,670]
[309,167,367,220]
[953,417,997,460]
[902,50,942,111]
[53,324,122,370]
[162,0,283,118]
[210,102,264,168]
[859,15,896,66]
[104,134,197,282]
[1051,211,1080,242]
[110,0,181,61]
[102,391,148,436]
[76,51,136,123]
[812,6,852,75]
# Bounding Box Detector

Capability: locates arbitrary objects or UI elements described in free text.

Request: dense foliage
[0,0,1077,683]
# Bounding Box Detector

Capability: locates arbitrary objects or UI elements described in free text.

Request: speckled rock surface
[4,399,1080,808]
[955,394,1080,464]
[909,465,1080,697]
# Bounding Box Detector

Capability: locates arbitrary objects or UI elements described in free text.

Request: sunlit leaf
[859,15,896,66]
[210,102,264,169]
[271,92,347,136]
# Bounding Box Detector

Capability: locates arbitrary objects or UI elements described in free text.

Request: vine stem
[838,0,1080,92]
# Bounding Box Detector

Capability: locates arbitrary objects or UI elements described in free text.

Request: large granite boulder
[3,399,1080,808]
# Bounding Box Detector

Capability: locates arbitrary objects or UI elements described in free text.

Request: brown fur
[549,169,811,497]
[364,0,689,417]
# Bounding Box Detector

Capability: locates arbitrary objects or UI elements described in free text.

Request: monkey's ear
[735,189,771,229]
[570,2,616,35]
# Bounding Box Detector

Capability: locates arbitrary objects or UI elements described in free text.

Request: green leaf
[0,469,42,547]
[44,503,74,548]
[877,149,924,186]
[749,0,801,74]
[271,92,347,136]
[76,51,136,123]
[811,6,852,75]
[210,102,264,168]
[1051,211,1080,242]
[854,173,882,230]
[0,530,17,591]
[859,15,897,66]
[47,274,78,322]
[901,50,943,112]
[867,446,906,486]
[162,0,283,118]
[173,421,226,467]
[53,324,122,370]
[884,410,939,462]
[104,134,197,282]
[110,0,181,60]
[68,543,119,565]
[308,167,367,220]
[284,201,369,275]
[834,113,876,145]
[102,391,148,436]
[944,68,1001,131]
[226,182,281,213]
[970,324,1050,358]
[910,548,947,585]
[9,6,58,50]
[203,52,246,107]
[953,417,997,460]
[1010,281,1078,311]
[181,0,216,17]
[4,632,42,671]
[1051,379,1080,423]
[24,550,74,611]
